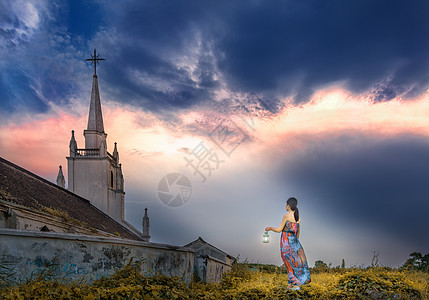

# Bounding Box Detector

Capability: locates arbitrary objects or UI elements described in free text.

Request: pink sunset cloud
[246,87,429,162]
[0,113,85,177]
[1,85,428,185]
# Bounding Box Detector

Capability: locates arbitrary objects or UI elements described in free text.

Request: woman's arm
[265,215,288,233]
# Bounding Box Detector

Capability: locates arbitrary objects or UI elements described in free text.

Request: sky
[1,0,429,268]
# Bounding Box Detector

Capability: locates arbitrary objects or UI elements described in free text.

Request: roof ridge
[0,156,141,240]
[184,236,233,257]
[0,156,89,204]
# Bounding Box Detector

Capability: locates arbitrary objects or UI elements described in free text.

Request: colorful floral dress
[280,221,311,285]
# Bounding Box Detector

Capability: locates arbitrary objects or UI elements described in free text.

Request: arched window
[110,171,114,187]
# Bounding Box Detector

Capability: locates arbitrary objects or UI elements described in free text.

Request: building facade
[64,63,149,241]
[67,73,125,223]
[185,237,236,283]
[0,50,235,284]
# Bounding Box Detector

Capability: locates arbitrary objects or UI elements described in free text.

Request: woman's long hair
[287,197,299,222]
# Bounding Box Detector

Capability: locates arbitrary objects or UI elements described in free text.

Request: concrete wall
[206,256,232,283]
[0,201,113,237]
[194,255,232,283]
[0,229,194,284]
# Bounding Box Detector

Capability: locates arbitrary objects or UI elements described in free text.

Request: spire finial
[85,49,105,76]
[86,65,105,133]
[113,142,119,160]
[142,208,150,241]
[56,165,65,188]
[69,130,78,157]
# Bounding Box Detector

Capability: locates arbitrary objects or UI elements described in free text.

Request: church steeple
[67,49,126,223]
[87,74,104,133]
[84,49,107,150]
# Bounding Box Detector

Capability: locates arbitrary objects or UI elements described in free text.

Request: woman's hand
[265,215,288,233]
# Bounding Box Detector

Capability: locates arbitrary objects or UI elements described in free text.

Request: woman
[265,197,311,289]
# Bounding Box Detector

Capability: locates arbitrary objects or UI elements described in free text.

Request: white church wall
[107,189,122,221]
[83,130,106,150]
[0,228,195,284]
[68,158,109,214]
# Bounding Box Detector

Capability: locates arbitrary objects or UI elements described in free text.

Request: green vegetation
[41,205,90,229]
[0,254,428,299]
[402,252,429,272]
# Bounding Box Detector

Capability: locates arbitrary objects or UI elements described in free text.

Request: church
[61,50,149,241]
[0,50,235,283]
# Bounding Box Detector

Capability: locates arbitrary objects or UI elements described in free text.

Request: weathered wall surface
[0,201,115,237]
[190,240,227,262]
[0,229,194,283]
[194,255,232,283]
[205,256,232,283]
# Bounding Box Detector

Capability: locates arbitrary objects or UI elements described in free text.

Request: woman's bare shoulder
[283,213,293,221]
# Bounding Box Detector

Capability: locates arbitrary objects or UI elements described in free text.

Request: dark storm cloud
[99,46,218,113]
[216,0,429,102]
[91,0,229,112]
[96,0,429,112]
[2,0,429,116]
[276,134,429,250]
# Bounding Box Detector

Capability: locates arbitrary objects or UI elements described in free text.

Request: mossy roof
[0,156,140,241]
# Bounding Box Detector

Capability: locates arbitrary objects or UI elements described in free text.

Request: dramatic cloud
[3,0,428,119]
[95,0,429,108]
[218,1,429,102]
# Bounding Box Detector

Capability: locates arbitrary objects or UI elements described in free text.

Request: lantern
[263,231,270,243]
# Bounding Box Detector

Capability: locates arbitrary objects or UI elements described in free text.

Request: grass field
[0,261,427,299]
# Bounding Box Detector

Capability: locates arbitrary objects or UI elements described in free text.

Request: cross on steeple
[85,49,105,75]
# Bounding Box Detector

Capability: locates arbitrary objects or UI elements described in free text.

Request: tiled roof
[0,157,140,241]
[184,236,236,259]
